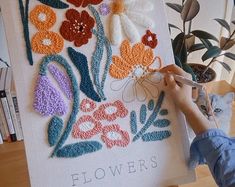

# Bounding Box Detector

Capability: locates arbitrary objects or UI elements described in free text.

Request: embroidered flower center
[132,65,147,79]
[107,131,122,140]
[38,13,47,22]
[80,122,95,132]
[112,0,125,14]
[42,38,52,46]
[105,106,118,115]
[71,20,87,34]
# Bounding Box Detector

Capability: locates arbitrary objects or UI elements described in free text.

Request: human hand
[160,64,194,112]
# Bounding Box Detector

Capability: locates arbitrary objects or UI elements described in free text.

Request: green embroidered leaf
[153,119,171,128]
[142,131,171,142]
[214,19,230,34]
[130,111,137,134]
[37,0,69,9]
[160,109,168,116]
[166,3,183,13]
[148,99,155,111]
[192,30,219,42]
[56,141,102,158]
[201,46,221,61]
[48,116,63,147]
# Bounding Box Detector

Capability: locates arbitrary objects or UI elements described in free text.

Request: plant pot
[189,63,216,83]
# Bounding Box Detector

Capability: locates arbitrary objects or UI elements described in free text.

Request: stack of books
[0,60,23,144]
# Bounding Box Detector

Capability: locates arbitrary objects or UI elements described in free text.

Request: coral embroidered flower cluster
[72,99,130,148]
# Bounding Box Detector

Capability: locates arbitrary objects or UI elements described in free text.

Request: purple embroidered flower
[48,64,73,99]
[99,3,110,16]
[33,75,67,116]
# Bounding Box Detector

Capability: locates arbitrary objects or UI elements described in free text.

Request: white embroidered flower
[110,0,154,45]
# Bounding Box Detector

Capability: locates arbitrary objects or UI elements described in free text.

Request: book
[0,129,3,144]
[0,100,10,141]
[12,93,23,139]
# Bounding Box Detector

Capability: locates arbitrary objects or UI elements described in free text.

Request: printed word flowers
[109,0,154,45]
[109,40,162,102]
[72,99,130,149]
[60,9,95,47]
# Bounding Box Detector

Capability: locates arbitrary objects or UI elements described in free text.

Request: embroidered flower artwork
[109,0,154,45]
[18,0,172,159]
[110,40,162,102]
[60,9,95,47]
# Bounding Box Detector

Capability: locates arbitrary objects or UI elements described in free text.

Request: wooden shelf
[0,81,234,187]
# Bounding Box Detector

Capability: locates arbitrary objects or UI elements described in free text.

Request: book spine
[0,101,10,141]
[0,115,7,140]
[0,131,3,144]
[12,94,23,139]
[0,90,16,141]
[5,89,22,140]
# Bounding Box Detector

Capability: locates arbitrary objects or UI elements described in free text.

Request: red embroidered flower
[101,124,130,148]
[67,0,103,8]
[60,9,95,47]
[72,115,102,139]
[142,30,158,49]
[80,99,96,113]
[93,100,128,121]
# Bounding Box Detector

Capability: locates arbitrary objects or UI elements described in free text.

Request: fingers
[164,74,178,89]
[160,64,191,79]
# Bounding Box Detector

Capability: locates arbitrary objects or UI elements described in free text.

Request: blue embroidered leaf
[56,141,102,158]
[148,99,155,111]
[160,109,168,116]
[140,104,147,124]
[48,116,63,147]
[153,119,171,128]
[142,131,171,142]
[68,47,101,102]
[37,0,69,9]
[130,111,137,134]
[133,91,165,142]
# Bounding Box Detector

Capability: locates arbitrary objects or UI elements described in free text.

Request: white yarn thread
[110,14,122,46]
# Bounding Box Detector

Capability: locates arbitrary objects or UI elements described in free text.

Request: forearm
[181,102,212,135]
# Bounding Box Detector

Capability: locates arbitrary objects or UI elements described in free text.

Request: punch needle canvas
[0,0,195,186]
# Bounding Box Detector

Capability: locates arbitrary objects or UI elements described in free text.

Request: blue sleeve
[189,129,235,187]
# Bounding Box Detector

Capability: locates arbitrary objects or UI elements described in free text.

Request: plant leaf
[37,0,69,9]
[217,61,231,73]
[214,19,231,34]
[224,52,235,60]
[172,33,187,64]
[185,35,195,49]
[48,116,63,147]
[192,30,219,42]
[220,37,235,50]
[168,23,182,31]
[181,0,200,22]
[232,20,235,25]
[174,56,183,68]
[188,43,205,53]
[142,131,171,142]
[200,38,213,49]
[56,141,102,158]
[166,3,183,13]
[153,119,171,128]
[202,46,222,61]
[182,63,196,81]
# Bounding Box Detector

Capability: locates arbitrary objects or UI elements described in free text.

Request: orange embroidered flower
[101,124,130,148]
[109,40,163,102]
[30,5,56,30]
[72,115,102,139]
[142,30,158,49]
[93,100,128,122]
[60,9,95,47]
[67,0,103,8]
[31,31,64,54]
[109,40,162,80]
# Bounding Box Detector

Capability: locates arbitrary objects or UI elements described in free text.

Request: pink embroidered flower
[101,124,130,148]
[60,9,95,47]
[80,99,96,113]
[93,100,128,121]
[72,115,102,139]
[67,0,103,8]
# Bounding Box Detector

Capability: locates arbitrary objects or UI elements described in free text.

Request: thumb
[165,74,178,89]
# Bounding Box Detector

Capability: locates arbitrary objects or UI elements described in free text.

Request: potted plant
[166,0,235,83]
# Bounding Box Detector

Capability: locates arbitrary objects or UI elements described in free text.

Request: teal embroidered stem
[89,5,110,100]
[18,0,33,66]
[132,91,165,142]
[38,55,79,157]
